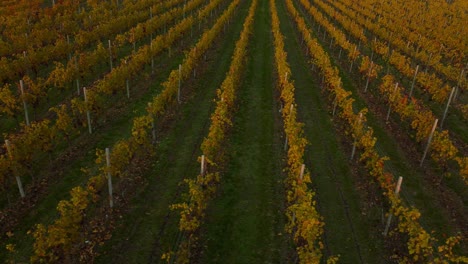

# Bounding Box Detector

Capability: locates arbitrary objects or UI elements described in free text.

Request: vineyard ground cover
[1,21,207,262]
[300,0,468,182]
[0,40,136,135]
[311,0,468,145]
[356,32,468,148]
[197,0,290,262]
[358,45,468,147]
[0,36,164,210]
[2,12,196,203]
[276,0,385,262]
[299,0,467,215]
[333,0,465,87]
[341,61,468,254]
[93,2,253,263]
[293,0,467,250]
[0,0,183,136]
[0,0,217,215]
[338,67,467,244]
[1,0,467,262]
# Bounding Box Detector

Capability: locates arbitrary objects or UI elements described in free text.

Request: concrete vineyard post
[409,65,419,98]
[83,87,92,134]
[383,176,403,236]
[420,119,438,167]
[5,140,25,198]
[440,87,455,128]
[386,83,399,121]
[106,148,114,208]
[299,164,305,181]
[19,80,30,126]
[452,87,459,104]
[178,64,182,104]
[200,155,206,175]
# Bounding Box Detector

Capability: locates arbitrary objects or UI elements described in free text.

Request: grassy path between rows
[197,0,289,262]
[276,0,384,262]
[3,30,198,263]
[7,0,465,262]
[95,1,252,263]
[292,0,466,249]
